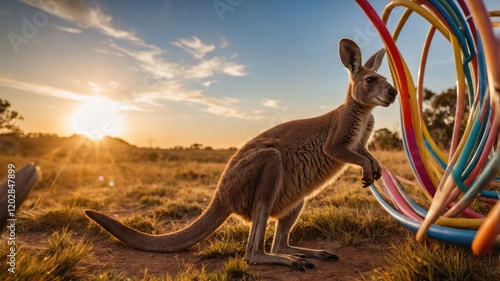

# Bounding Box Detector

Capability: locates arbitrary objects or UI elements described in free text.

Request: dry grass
[0,228,92,280]
[362,232,500,281]
[0,136,498,280]
[86,257,258,281]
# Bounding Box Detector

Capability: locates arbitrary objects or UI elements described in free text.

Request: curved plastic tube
[370,183,476,246]
[472,202,500,255]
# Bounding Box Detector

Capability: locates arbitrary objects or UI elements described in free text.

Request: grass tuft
[18,203,90,233]
[154,201,203,219]
[43,228,93,279]
[128,185,174,199]
[123,214,158,234]
[198,239,245,260]
[90,270,166,281]
[140,195,164,206]
[62,195,104,209]
[88,270,133,281]
[223,257,259,280]
[293,204,397,245]
[363,234,500,281]
[166,258,257,281]
[0,228,92,281]
[197,222,249,259]
[168,266,224,281]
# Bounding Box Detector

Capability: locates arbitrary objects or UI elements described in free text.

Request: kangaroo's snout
[373,84,398,107]
[388,86,397,103]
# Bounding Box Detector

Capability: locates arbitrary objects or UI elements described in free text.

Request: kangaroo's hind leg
[242,148,316,271]
[271,200,339,261]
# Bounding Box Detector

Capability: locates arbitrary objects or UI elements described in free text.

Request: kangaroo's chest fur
[340,103,375,150]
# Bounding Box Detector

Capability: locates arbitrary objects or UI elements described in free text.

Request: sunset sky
[1,0,498,148]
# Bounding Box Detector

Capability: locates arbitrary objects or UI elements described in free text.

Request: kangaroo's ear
[364,48,385,71]
[339,38,362,75]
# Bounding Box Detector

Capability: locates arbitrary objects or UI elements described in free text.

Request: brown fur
[85,38,397,271]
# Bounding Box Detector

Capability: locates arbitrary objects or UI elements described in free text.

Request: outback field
[0,135,499,280]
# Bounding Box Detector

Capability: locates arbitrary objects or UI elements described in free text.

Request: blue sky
[1,0,498,147]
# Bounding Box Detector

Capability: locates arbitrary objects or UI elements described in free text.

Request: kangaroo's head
[339,38,397,108]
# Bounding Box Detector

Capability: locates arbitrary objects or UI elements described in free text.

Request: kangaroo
[85,38,397,271]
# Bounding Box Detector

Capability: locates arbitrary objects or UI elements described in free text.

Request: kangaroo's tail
[85,197,230,252]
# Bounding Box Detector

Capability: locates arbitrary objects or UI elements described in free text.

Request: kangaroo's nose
[388,86,398,101]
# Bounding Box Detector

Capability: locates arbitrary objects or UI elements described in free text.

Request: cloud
[221,61,247,76]
[52,24,82,34]
[186,57,247,78]
[0,76,90,102]
[105,38,246,80]
[0,76,144,112]
[103,38,250,119]
[172,36,215,59]
[262,98,286,110]
[21,0,148,46]
[202,80,217,87]
[261,99,297,124]
[93,47,123,57]
[185,58,223,78]
[103,41,181,79]
[133,81,262,120]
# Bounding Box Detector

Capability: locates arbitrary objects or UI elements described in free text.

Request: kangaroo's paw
[361,168,374,187]
[370,158,382,180]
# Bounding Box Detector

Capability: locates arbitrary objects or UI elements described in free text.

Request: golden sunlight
[69,98,125,140]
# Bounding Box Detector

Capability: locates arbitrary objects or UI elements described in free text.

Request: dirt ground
[19,232,387,280]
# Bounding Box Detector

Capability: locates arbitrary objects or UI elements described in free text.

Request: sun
[70,98,125,140]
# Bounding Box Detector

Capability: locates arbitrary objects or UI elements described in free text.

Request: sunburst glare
[70,98,125,140]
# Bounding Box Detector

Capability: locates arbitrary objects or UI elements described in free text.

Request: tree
[422,87,469,149]
[369,128,403,151]
[0,99,24,135]
[189,143,203,150]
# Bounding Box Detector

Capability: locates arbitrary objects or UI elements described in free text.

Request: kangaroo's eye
[365,77,376,83]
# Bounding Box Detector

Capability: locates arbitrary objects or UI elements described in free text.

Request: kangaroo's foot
[244,251,316,271]
[273,244,339,261]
